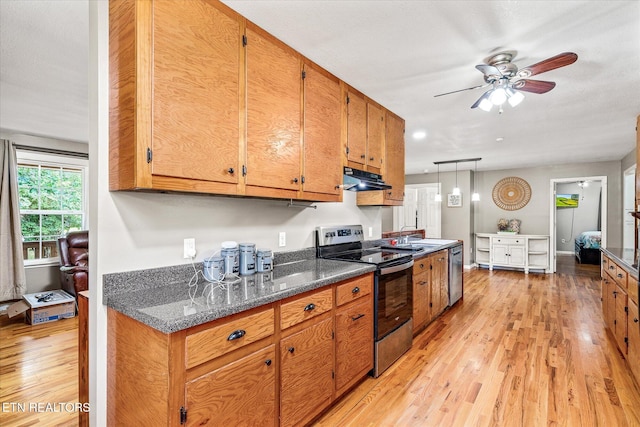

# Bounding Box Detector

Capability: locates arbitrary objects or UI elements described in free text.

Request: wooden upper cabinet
[384,111,406,202]
[245,24,302,194]
[346,90,367,167]
[301,63,342,200]
[109,0,241,194]
[152,0,240,184]
[366,102,385,174]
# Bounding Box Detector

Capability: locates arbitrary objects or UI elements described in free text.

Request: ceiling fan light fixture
[489,87,507,105]
[507,89,524,107]
[478,97,493,112]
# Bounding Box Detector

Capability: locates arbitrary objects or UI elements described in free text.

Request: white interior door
[624,166,636,250]
[393,184,441,237]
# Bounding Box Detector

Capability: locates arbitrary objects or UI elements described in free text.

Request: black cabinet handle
[618,273,623,278]
[370,157,374,161]
[635,318,639,323]
[352,287,360,294]
[293,177,299,183]
[227,329,246,341]
[420,263,424,268]
[265,359,272,366]
[420,281,427,286]
[610,265,615,270]
[304,303,316,312]
[228,167,234,174]
[351,313,365,321]
[288,347,295,353]
[360,154,366,159]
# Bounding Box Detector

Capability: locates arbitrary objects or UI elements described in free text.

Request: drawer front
[493,237,523,245]
[629,281,639,306]
[615,264,629,289]
[281,288,333,330]
[336,274,373,307]
[186,308,275,369]
[413,257,430,274]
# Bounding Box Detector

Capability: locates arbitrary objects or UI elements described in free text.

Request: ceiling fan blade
[434,83,489,98]
[512,79,556,94]
[517,52,578,78]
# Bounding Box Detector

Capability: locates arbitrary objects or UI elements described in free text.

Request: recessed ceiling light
[496,137,504,142]
[413,130,427,140]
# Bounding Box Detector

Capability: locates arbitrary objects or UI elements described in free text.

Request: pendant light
[434,163,442,202]
[471,159,480,201]
[452,162,460,196]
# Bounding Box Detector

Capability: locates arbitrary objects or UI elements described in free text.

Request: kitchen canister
[203,256,224,281]
[256,249,273,273]
[239,243,257,275]
[221,245,239,275]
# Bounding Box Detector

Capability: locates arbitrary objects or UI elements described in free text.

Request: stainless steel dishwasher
[449,243,463,305]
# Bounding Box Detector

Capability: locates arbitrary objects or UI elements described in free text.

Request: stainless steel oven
[316,225,414,377]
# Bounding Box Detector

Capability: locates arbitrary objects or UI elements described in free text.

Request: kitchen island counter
[104,258,375,333]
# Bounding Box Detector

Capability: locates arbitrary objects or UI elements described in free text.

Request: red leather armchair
[57,231,89,298]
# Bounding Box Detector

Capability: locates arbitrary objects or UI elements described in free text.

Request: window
[17,151,88,265]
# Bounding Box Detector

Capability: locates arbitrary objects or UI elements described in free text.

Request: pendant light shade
[435,163,442,202]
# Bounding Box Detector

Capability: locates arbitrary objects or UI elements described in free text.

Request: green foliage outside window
[18,163,85,261]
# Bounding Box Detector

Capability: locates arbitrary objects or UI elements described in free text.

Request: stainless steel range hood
[343,167,391,191]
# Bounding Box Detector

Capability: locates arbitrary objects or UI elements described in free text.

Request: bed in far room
[575,231,602,265]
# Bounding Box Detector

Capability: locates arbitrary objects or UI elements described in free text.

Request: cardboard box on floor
[7,289,76,324]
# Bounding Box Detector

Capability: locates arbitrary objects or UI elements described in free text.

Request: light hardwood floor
[2,257,639,426]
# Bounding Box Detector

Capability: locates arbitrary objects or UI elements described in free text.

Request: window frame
[16,150,89,267]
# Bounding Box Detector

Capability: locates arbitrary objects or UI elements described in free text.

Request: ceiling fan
[434,50,578,112]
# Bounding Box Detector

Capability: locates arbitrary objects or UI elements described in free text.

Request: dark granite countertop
[601,247,639,280]
[104,257,375,334]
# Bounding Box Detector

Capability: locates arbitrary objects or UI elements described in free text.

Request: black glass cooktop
[326,248,411,266]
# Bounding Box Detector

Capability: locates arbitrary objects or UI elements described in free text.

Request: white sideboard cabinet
[475,233,550,274]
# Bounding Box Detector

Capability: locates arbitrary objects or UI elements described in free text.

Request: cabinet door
[509,245,526,266]
[627,299,640,383]
[246,26,301,191]
[384,112,405,201]
[614,285,628,353]
[366,102,384,173]
[346,90,367,166]
[412,269,430,333]
[302,64,342,197]
[492,244,509,264]
[185,345,276,427]
[335,297,373,394]
[152,0,240,183]
[280,317,333,427]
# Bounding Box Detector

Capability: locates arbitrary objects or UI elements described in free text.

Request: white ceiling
[1,1,638,174]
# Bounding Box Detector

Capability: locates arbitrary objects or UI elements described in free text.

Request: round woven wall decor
[492,176,531,211]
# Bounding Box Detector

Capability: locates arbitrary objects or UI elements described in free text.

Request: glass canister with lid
[256,249,273,273]
[239,243,256,275]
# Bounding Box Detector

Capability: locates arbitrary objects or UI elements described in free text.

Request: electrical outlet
[279,232,286,247]
[184,238,196,258]
[561,238,566,244]
[368,227,373,237]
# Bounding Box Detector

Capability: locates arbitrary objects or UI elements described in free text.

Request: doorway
[393,183,441,237]
[549,176,607,273]
[623,165,636,251]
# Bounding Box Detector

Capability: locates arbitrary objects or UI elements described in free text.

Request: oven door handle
[380,259,414,275]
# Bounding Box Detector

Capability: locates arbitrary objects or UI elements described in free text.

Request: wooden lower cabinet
[280,317,334,427]
[185,345,276,426]
[108,273,374,426]
[412,250,449,335]
[335,297,374,394]
[627,299,640,383]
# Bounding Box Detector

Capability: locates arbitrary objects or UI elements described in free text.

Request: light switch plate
[279,232,286,247]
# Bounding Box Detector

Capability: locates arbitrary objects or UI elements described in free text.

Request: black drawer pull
[352,287,360,294]
[351,313,365,321]
[227,329,246,341]
[420,263,424,268]
[304,303,316,312]
[610,265,615,270]
[288,347,295,353]
[265,359,272,366]
[618,273,624,278]
[635,318,639,323]
[370,157,374,161]
[360,154,366,159]
[228,167,234,174]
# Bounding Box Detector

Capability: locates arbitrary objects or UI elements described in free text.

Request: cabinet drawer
[493,237,523,245]
[336,274,373,307]
[413,257,430,274]
[281,288,333,330]
[615,264,629,289]
[185,308,275,369]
